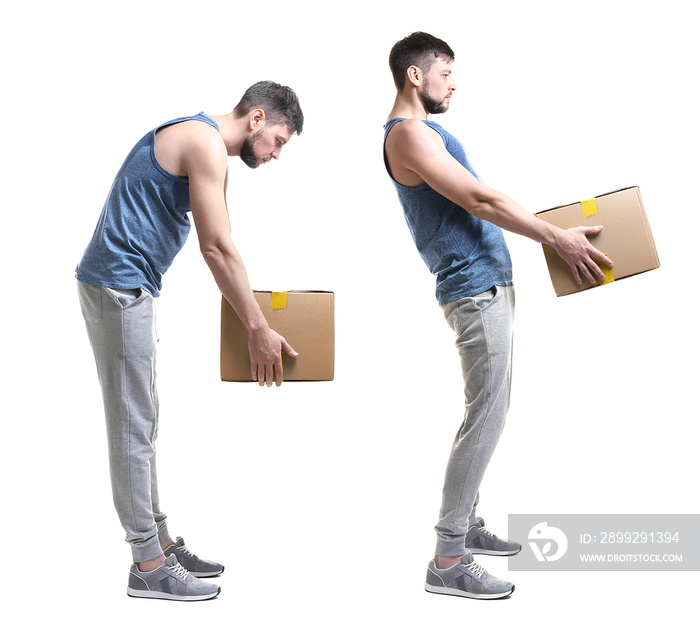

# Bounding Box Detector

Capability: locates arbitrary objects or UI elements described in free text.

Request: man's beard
[240,129,264,168]
[419,81,449,115]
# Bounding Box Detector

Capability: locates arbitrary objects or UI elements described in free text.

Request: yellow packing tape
[581,197,598,217]
[597,254,614,285]
[271,291,288,309]
[581,199,611,283]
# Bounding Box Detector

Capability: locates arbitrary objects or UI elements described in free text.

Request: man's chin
[241,156,260,169]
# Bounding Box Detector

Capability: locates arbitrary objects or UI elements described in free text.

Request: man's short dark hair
[389,32,455,90]
[234,81,304,135]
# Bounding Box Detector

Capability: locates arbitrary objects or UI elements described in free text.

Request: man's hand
[551,225,613,286]
[248,327,298,387]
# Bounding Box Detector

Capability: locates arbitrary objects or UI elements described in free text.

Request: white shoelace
[464,560,486,579]
[166,561,190,580]
[178,544,196,558]
[479,525,495,538]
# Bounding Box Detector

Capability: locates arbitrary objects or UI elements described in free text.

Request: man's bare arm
[386,120,613,286]
[185,127,296,386]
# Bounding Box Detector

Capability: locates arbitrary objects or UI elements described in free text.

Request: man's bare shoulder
[386,118,446,169]
[181,120,225,157]
[156,118,225,178]
[385,119,448,186]
[386,118,444,152]
[388,117,429,136]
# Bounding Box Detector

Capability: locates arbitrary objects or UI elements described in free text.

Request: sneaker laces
[464,560,486,579]
[478,524,496,539]
[178,543,197,559]
[165,561,190,580]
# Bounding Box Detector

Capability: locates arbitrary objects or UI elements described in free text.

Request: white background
[2,0,697,625]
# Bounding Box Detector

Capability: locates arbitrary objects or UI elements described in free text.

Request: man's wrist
[245,317,269,335]
[540,221,562,249]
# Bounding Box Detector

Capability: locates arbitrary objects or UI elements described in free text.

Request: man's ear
[249,108,266,129]
[406,65,422,87]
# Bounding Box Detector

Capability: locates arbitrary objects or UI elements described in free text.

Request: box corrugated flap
[535,186,660,296]
[221,290,334,382]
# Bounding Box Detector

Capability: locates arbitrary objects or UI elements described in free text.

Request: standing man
[76,81,304,601]
[383,33,612,599]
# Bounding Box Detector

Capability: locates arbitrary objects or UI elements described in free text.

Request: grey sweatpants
[435,285,515,557]
[78,280,171,562]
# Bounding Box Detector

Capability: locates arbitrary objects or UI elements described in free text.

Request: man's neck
[211,113,250,157]
[388,93,430,121]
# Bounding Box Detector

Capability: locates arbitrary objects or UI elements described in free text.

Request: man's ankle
[434,555,461,570]
[136,554,165,573]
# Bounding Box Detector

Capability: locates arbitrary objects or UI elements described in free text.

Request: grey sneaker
[127,555,221,601]
[163,537,224,578]
[425,553,514,599]
[465,518,521,556]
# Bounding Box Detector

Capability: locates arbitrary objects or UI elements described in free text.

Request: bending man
[77,81,304,601]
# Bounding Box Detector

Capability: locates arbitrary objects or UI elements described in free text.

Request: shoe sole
[189,568,224,578]
[467,548,521,556]
[127,587,220,601]
[424,583,515,600]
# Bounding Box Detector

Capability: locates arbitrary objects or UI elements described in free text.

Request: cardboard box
[535,186,660,296]
[221,290,335,381]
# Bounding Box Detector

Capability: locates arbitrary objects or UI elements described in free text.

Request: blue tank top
[383,118,513,305]
[76,112,219,297]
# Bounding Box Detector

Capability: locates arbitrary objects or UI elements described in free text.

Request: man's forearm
[470,186,558,246]
[203,245,268,333]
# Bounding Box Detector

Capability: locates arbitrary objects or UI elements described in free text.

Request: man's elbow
[200,240,236,269]
[463,189,503,220]
[463,197,493,220]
